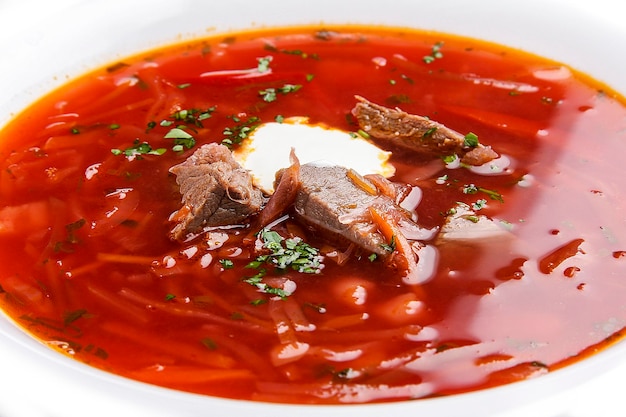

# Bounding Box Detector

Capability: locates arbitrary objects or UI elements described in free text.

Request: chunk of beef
[289,163,389,256]
[287,163,437,284]
[351,96,498,166]
[169,143,264,240]
[288,163,435,257]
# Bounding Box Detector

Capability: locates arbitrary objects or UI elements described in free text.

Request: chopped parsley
[258,84,302,103]
[463,132,480,147]
[164,293,176,301]
[380,235,397,253]
[201,338,218,350]
[111,139,167,159]
[463,184,504,203]
[257,56,273,73]
[436,174,449,185]
[170,107,216,128]
[462,184,479,195]
[423,41,444,64]
[222,115,261,147]
[401,74,415,84]
[242,229,323,298]
[472,199,488,211]
[139,107,216,153]
[164,128,196,152]
[219,259,234,269]
[423,127,437,138]
[442,154,458,164]
[63,309,88,326]
[356,129,371,139]
[265,45,320,60]
[244,270,292,299]
[53,218,86,253]
[248,229,324,274]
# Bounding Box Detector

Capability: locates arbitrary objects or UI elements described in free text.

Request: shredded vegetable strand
[100,321,236,369]
[118,287,272,333]
[201,325,281,379]
[86,283,151,325]
[130,366,255,385]
[268,299,299,344]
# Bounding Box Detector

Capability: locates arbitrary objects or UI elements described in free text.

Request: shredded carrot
[369,206,425,287]
[96,253,157,265]
[201,326,280,379]
[368,206,396,244]
[130,366,255,385]
[301,324,422,344]
[364,173,397,199]
[43,131,100,151]
[87,283,152,325]
[319,313,368,330]
[268,298,299,345]
[346,168,378,196]
[282,297,316,332]
[100,320,236,369]
[118,287,272,333]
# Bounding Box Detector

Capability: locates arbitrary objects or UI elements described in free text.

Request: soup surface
[1,26,626,404]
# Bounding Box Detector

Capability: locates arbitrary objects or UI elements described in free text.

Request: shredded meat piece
[168,143,264,240]
[255,149,301,228]
[287,163,436,282]
[351,96,498,166]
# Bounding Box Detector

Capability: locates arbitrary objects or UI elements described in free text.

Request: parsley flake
[258,84,302,103]
[257,56,273,73]
[463,184,504,203]
[248,229,324,274]
[164,128,196,152]
[463,132,480,147]
[111,139,167,160]
[219,259,234,269]
[472,199,488,211]
[423,41,444,64]
[222,115,261,147]
[380,235,397,253]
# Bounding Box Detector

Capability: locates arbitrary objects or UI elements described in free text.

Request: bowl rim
[1,1,626,416]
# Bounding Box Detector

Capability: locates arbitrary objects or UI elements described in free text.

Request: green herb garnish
[472,199,488,211]
[222,115,261,147]
[380,235,397,252]
[463,184,504,203]
[219,259,234,269]
[257,56,273,73]
[423,41,444,64]
[423,127,437,138]
[248,229,324,274]
[259,84,302,102]
[463,132,480,147]
[164,128,196,151]
[111,139,167,159]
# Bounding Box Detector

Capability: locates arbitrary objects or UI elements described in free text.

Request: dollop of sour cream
[232,117,395,194]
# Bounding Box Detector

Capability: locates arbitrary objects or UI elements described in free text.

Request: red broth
[1,25,626,404]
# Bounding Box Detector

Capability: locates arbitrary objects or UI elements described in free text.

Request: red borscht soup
[0,26,625,404]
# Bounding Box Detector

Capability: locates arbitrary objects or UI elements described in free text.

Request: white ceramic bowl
[1,1,625,416]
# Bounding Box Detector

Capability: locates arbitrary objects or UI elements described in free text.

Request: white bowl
[1,1,625,416]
